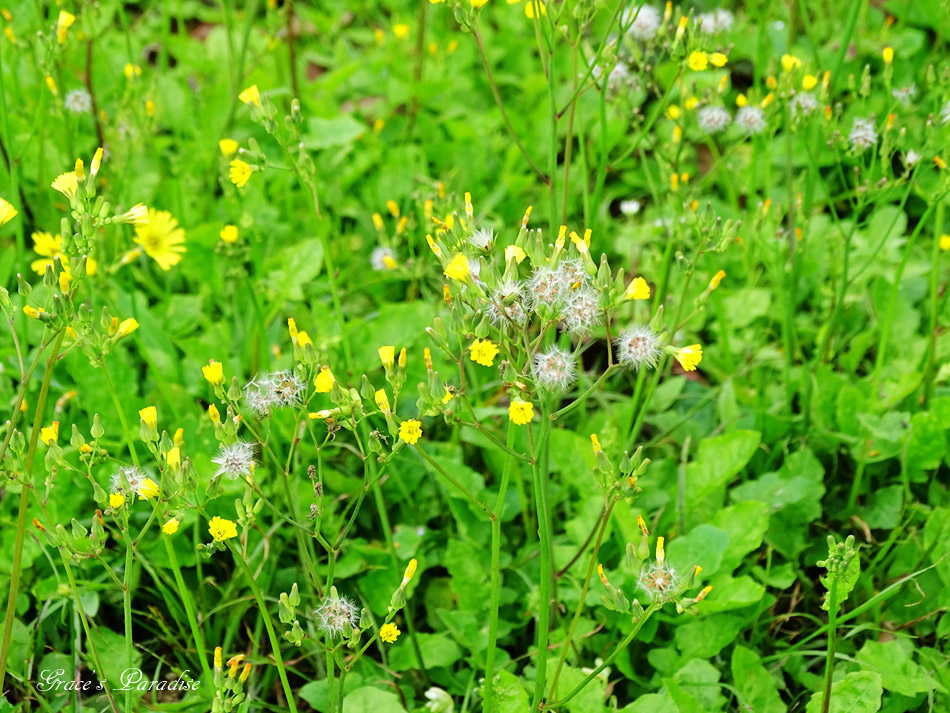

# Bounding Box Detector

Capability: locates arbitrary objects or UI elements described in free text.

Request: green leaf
[856,639,938,697]
[805,671,883,713]
[305,115,367,150]
[731,645,785,713]
[299,673,365,712]
[685,430,761,524]
[340,686,406,713]
[666,524,730,578]
[489,670,530,713]
[620,694,678,713]
[388,633,462,671]
[711,501,770,572]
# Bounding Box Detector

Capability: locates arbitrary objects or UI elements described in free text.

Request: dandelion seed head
[370,246,395,271]
[620,199,641,216]
[532,346,577,392]
[561,286,603,336]
[211,441,255,479]
[637,562,680,602]
[697,106,732,133]
[468,228,494,250]
[890,85,917,106]
[64,89,92,113]
[110,465,145,494]
[624,5,661,41]
[848,117,878,152]
[905,149,921,167]
[615,324,662,371]
[315,594,358,637]
[554,257,589,291]
[525,267,565,312]
[735,106,767,134]
[789,92,818,117]
[487,279,528,327]
[698,9,734,33]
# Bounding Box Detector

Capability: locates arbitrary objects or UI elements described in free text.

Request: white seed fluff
[697,106,732,133]
[532,346,578,392]
[211,442,256,479]
[615,324,662,371]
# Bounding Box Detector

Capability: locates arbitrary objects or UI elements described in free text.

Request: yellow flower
[780,54,802,72]
[469,338,499,367]
[441,387,454,404]
[209,403,221,424]
[138,477,160,500]
[203,360,224,386]
[625,276,651,300]
[296,330,313,348]
[393,23,410,39]
[402,558,418,585]
[709,52,728,67]
[675,344,703,372]
[238,84,262,108]
[375,388,391,412]
[229,159,253,188]
[940,235,950,251]
[51,172,79,200]
[109,492,126,509]
[116,317,139,337]
[314,367,335,393]
[672,125,683,143]
[45,76,57,96]
[935,156,947,170]
[709,270,726,289]
[0,197,17,226]
[379,622,401,643]
[208,516,238,542]
[40,421,59,445]
[687,51,708,71]
[90,147,104,176]
[173,428,184,445]
[134,208,186,271]
[30,232,64,275]
[443,253,470,281]
[656,536,666,564]
[219,138,239,156]
[123,63,142,80]
[56,10,75,43]
[666,105,681,120]
[162,518,180,535]
[525,1,546,18]
[378,345,396,368]
[470,0,488,7]
[882,46,894,64]
[220,225,239,243]
[139,406,158,429]
[508,400,534,425]
[166,447,181,472]
[505,245,527,263]
[398,419,423,445]
[802,74,818,90]
[590,434,602,453]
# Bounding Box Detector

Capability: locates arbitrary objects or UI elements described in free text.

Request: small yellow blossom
[591,434,602,453]
[625,277,651,300]
[882,46,894,64]
[656,536,666,564]
[40,421,59,445]
[940,235,950,251]
[124,63,142,80]
[402,558,418,585]
[314,367,335,393]
[45,76,57,95]
[780,54,802,72]
[138,478,160,500]
[116,318,139,337]
[238,84,262,108]
[393,23,410,39]
[380,622,400,643]
[441,388,454,404]
[525,0,546,17]
[379,345,395,368]
[687,51,708,71]
[229,159,253,187]
[56,10,75,43]
[505,245,527,263]
[134,208,186,271]
[203,360,224,386]
[508,400,534,425]
[23,305,42,319]
[51,172,79,200]
[296,330,313,348]
[209,403,221,424]
[174,428,184,445]
[709,52,728,67]
[443,253,470,281]
[0,197,16,226]
[139,406,158,429]
[735,93,748,107]
[109,492,126,509]
[469,338,499,367]
[220,225,239,243]
[166,447,181,472]
[935,156,947,170]
[162,518,180,535]
[675,344,703,372]
[709,270,726,289]
[375,388,391,412]
[208,516,238,542]
[685,96,699,110]
[399,419,423,445]
[666,105,681,120]
[219,139,239,156]
[802,74,818,90]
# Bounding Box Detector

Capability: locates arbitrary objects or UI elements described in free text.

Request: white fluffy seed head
[370,246,395,270]
[64,89,92,113]
[890,85,916,106]
[315,594,358,637]
[615,324,662,371]
[110,465,146,495]
[212,442,255,480]
[735,106,767,134]
[697,106,732,133]
[637,562,680,602]
[848,118,878,152]
[624,5,661,40]
[532,346,578,392]
[561,286,603,336]
[698,9,734,33]
[244,370,307,416]
[789,92,818,117]
[468,228,494,250]
[525,267,564,313]
[487,280,528,327]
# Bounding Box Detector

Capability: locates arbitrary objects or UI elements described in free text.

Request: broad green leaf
[341,686,406,713]
[731,645,784,713]
[855,639,938,697]
[667,524,730,578]
[805,671,883,713]
[489,670,530,713]
[388,633,462,671]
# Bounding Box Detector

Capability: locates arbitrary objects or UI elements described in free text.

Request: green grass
[1,1,949,712]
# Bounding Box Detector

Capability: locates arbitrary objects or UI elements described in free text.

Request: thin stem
[820,577,839,713]
[529,417,553,709]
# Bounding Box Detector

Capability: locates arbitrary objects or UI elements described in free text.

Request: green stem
[228,542,299,713]
[922,199,946,405]
[0,330,65,686]
[483,423,516,713]
[820,577,839,713]
[529,417,553,709]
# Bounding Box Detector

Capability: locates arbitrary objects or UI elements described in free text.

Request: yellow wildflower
[138,478,160,500]
[687,51,708,71]
[380,622,400,643]
[469,338,499,367]
[591,434,602,453]
[203,360,224,386]
[0,197,16,226]
[51,172,79,200]
[23,305,42,319]
[109,492,126,509]
[116,318,139,337]
[656,536,666,564]
[379,345,396,368]
[296,330,313,348]
[229,159,252,187]
[56,10,75,43]
[939,235,950,251]
[709,52,728,67]
[139,406,158,429]
[443,253,470,281]
[780,54,802,72]
[209,403,221,424]
[882,46,894,64]
[238,84,262,109]
[508,400,534,425]
[314,367,335,393]
[123,63,142,80]
[166,447,181,471]
[398,419,422,445]
[219,139,239,156]
[208,515,238,542]
[40,421,59,445]
[675,344,703,372]
[393,23,409,38]
[625,277,651,300]
[802,74,818,90]
[375,388,391,412]
[134,208,186,271]
[710,270,726,289]
[505,245,527,263]
[220,225,238,243]
[162,518,180,535]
